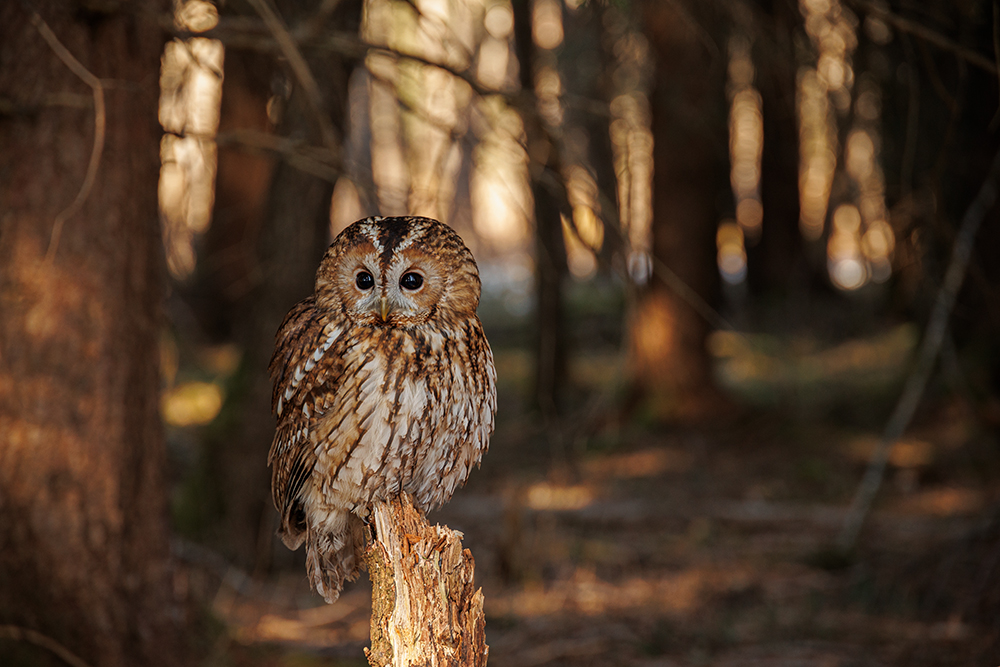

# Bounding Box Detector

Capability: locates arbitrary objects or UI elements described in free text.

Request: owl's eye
[400,272,424,291]
[355,271,375,290]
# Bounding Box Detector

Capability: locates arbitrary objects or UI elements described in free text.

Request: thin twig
[26,8,106,266]
[174,18,610,119]
[0,92,92,115]
[0,625,92,667]
[366,44,499,99]
[991,0,1000,130]
[848,0,998,75]
[214,127,341,181]
[291,0,344,42]
[649,255,738,334]
[391,0,478,66]
[837,144,1000,551]
[917,38,958,113]
[244,0,339,150]
[899,33,919,194]
[588,182,741,337]
[365,67,466,139]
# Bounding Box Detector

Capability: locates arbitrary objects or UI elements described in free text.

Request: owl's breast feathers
[267,296,496,549]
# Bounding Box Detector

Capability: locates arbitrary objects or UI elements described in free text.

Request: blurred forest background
[2,0,1000,665]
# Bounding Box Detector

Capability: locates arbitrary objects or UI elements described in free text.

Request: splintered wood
[364,494,488,667]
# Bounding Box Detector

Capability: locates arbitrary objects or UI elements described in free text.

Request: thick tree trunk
[0,2,185,665]
[629,2,728,421]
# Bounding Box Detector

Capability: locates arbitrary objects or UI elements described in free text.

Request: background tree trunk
[629,1,729,421]
[748,3,805,300]
[511,0,570,417]
[211,0,364,572]
[0,2,185,665]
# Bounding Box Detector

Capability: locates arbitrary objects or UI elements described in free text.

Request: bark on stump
[363,494,488,667]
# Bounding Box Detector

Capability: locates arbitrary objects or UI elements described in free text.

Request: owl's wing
[267,297,342,549]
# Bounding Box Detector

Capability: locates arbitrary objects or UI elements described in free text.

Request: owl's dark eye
[355,271,375,290]
[400,272,424,291]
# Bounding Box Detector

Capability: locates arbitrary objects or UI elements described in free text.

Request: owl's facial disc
[316,216,481,329]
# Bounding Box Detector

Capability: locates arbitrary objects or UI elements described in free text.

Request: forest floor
[191,332,1000,667]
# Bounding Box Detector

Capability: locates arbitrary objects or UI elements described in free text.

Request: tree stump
[363,494,488,667]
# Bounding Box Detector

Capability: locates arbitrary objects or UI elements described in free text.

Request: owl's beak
[379,296,390,321]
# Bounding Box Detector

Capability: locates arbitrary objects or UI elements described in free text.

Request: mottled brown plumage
[268,216,496,602]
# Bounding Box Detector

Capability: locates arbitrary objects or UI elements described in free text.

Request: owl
[267,215,496,603]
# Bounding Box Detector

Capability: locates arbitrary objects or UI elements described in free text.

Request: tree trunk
[364,495,488,667]
[748,4,804,298]
[510,0,570,417]
[214,0,363,571]
[629,1,728,421]
[0,2,185,665]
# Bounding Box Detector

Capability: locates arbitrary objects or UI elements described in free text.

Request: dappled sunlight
[161,381,224,427]
[532,0,563,51]
[562,164,603,281]
[709,324,918,403]
[240,601,371,645]
[828,203,866,289]
[490,565,754,618]
[9,240,93,345]
[845,75,894,286]
[727,33,763,247]
[214,583,372,648]
[525,482,594,511]
[892,487,986,517]
[470,100,532,256]
[796,0,895,291]
[583,447,694,479]
[630,292,678,373]
[329,176,365,235]
[716,220,747,285]
[610,91,653,283]
[366,51,410,215]
[796,67,837,242]
[158,0,223,280]
[796,0,857,242]
[478,6,512,91]
[845,435,935,468]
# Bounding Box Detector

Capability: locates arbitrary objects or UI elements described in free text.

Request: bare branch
[244,0,340,150]
[991,0,1000,129]
[173,18,611,119]
[26,8,106,266]
[0,625,92,667]
[214,128,341,182]
[0,92,92,115]
[848,0,998,75]
[291,0,345,42]
[837,143,1000,552]
[899,33,919,194]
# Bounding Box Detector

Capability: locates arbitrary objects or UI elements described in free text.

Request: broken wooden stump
[363,493,488,667]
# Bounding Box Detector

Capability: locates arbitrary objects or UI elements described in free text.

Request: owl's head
[315,216,482,329]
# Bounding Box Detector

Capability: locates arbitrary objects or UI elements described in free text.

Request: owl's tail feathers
[305,511,366,604]
[278,502,308,551]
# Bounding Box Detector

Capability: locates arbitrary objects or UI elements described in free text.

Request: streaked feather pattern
[268,216,496,602]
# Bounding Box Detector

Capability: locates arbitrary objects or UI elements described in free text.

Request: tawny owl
[268,215,496,603]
